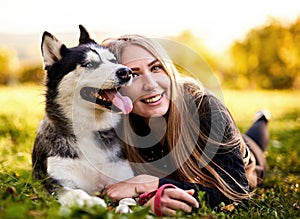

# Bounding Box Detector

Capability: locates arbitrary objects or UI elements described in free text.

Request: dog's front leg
[58,187,107,208]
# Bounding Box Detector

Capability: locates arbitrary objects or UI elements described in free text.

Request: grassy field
[0,85,299,219]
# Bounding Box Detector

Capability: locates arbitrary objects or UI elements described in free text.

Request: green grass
[0,85,299,218]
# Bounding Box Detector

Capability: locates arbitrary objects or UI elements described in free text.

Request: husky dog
[32,25,134,208]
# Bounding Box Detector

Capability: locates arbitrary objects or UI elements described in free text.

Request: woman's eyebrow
[130,67,139,71]
[148,59,159,67]
[130,59,159,72]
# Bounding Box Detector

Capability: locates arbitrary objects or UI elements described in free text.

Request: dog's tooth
[96,93,103,100]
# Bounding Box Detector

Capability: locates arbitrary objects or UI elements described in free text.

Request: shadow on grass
[247,109,300,218]
[268,109,300,175]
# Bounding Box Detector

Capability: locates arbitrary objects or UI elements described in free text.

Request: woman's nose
[142,75,158,91]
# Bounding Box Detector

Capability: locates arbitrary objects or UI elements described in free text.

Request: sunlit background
[1,0,300,52]
[0,0,300,89]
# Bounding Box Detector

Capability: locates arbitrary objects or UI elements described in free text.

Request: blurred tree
[19,64,44,84]
[230,18,300,89]
[0,46,20,85]
[165,31,222,91]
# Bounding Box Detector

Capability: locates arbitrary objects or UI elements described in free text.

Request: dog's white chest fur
[47,134,133,195]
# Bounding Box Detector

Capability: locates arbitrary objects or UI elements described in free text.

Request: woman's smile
[140,92,164,104]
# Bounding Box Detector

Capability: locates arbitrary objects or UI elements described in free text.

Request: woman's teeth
[142,94,162,103]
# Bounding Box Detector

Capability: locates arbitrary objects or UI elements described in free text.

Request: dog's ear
[41,32,67,68]
[79,25,96,45]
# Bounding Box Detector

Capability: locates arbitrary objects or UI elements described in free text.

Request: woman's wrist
[135,174,159,193]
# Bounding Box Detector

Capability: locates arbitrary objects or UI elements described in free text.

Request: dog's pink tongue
[106,91,133,114]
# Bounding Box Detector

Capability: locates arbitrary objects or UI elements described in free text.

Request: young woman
[100,35,270,216]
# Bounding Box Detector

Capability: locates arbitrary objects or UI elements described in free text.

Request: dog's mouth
[80,87,133,114]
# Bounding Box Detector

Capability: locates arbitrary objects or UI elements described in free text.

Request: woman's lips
[140,92,164,104]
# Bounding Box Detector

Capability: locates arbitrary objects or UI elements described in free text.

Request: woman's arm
[101,174,228,207]
[101,174,229,215]
[102,174,199,216]
[101,174,159,201]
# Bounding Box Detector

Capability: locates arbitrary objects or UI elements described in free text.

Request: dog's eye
[109,59,117,64]
[81,62,93,68]
[82,63,92,68]
[81,61,99,68]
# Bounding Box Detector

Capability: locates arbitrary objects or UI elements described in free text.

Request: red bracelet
[154,184,177,216]
[138,183,177,216]
[138,189,157,205]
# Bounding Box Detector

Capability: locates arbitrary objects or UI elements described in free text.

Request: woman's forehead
[121,44,155,65]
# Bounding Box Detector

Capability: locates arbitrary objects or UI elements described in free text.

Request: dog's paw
[115,198,136,214]
[59,189,107,208]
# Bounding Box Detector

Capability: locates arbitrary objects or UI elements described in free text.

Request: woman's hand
[145,187,199,216]
[101,174,159,201]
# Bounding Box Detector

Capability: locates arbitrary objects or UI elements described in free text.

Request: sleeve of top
[197,93,250,194]
[161,84,250,207]
[158,140,249,208]
[158,177,230,207]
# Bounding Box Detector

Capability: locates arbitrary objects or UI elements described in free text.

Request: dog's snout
[116,67,132,82]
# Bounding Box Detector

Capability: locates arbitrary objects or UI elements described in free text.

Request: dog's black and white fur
[32,25,134,208]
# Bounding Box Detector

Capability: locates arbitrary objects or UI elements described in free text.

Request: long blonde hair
[102,35,252,201]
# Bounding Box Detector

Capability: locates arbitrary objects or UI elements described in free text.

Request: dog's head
[41,25,133,115]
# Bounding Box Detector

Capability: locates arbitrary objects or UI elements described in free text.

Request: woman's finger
[161,196,193,213]
[164,188,199,208]
[160,207,177,216]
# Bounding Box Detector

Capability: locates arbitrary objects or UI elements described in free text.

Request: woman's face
[120,45,171,118]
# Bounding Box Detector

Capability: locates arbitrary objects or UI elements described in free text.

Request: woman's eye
[132,73,139,78]
[151,65,162,72]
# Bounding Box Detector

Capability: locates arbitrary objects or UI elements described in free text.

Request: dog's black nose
[116,67,132,82]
